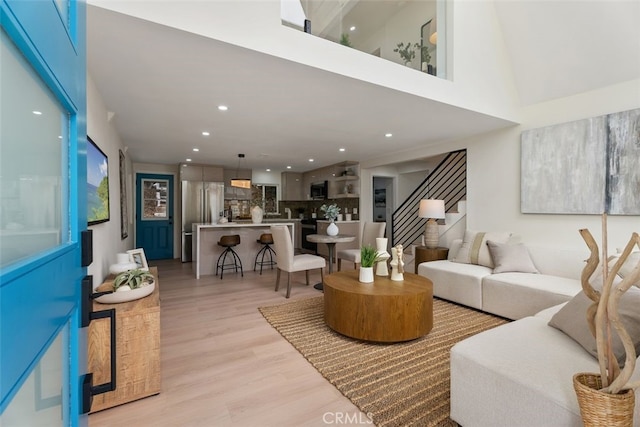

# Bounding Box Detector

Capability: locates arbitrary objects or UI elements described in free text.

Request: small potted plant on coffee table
[359,245,379,283]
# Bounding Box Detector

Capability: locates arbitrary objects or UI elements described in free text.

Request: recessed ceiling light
[309,159,314,162]
[202,131,210,136]
[218,105,228,111]
[186,158,192,162]
[385,133,393,138]
[286,165,292,169]
[350,26,356,31]
[193,148,199,152]
[32,110,42,115]
[266,168,271,172]
[339,148,346,152]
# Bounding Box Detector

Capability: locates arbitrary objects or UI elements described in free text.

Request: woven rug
[259,296,508,427]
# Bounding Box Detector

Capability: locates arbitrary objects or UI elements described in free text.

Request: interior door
[136,173,174,260]
[0,1,87,426]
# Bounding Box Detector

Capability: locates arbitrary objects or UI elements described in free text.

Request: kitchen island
[193,222,295,278]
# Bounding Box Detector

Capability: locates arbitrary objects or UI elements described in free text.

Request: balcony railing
[281,0,447,79]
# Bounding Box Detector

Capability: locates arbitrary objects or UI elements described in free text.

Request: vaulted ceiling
[87,1,640,172]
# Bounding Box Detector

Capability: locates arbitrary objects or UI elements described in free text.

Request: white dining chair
[337,222,386,271]
[270,225,326,298]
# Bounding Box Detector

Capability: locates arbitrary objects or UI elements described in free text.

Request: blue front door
[136,173,174,260]
[1,1,87,426]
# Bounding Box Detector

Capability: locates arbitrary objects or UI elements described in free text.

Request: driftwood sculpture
[580,218,640,394]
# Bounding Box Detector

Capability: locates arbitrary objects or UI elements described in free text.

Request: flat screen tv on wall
[87,136,110,225]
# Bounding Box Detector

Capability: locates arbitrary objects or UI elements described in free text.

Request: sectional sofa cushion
[450,313,640,427]
[482,273,582,320]
[487,240,539,274]
[548,288,640,365]
[453,230,511,268]
[417,260,491,310]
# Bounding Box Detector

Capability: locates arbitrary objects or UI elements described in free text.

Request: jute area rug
[259,296,508,427]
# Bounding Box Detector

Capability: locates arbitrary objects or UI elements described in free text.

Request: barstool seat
[216,234,243,279]
[254,233,276,274]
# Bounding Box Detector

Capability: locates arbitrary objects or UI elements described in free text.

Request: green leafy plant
[421,45,431,65]
[320,204,340,221]
[339,33,352,47]
[393,42,419,65]
[360,245,380,268]
[113,269,154,291]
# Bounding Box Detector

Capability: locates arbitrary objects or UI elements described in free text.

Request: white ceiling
[87,1,640,173]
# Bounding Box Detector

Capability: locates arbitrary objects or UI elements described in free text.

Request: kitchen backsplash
[278,198,360,220]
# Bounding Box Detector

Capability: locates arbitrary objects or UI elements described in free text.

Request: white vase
[359,266,374,283]
[327,221,339,236]
[109,253,137,275]
[251,205,263,224]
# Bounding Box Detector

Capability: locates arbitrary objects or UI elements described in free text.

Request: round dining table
[306,233,356,290]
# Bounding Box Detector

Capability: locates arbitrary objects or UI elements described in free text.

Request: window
[251,184,279,214]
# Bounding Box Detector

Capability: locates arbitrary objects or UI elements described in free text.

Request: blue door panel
[0,245,81,410]
[0,0,86,423]
[2,0,83,107]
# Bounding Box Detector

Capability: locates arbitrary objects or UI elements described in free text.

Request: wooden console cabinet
[88,267,161,412]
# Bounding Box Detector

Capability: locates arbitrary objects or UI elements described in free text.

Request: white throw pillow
[486,240,539,274]
[453,230,511,268]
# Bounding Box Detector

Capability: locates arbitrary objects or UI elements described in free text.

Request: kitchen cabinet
[180,163,224,182]
[316,221,360,264]
[294,221,302,249]
[88,267,161,412]
[281,172,304,200]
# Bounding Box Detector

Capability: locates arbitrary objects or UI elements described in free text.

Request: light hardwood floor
[88,259,366,427]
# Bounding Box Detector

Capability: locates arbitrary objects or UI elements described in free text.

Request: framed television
[87,137,110,225]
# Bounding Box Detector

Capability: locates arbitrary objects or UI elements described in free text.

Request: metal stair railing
[392,149,466,246]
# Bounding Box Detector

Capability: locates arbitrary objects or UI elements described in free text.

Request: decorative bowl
[95,281,155,304]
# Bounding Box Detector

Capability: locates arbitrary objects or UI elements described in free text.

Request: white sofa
[417,238,587,320]
[416,237,640,426]
[450,303,640,427]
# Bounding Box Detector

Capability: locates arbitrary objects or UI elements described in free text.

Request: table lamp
[418,199,445,248]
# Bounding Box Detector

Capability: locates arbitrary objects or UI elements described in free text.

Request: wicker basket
[573,372,635,427]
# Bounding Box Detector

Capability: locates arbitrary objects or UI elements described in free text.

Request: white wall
[466,79,640,250]
[86,74,134,288]
[362,78,640,251]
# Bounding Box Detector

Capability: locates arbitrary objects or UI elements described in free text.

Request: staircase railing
[392,149,466,246]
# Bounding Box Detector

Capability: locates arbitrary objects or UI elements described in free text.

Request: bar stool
[254,233,277,274]
[216,234,243,279]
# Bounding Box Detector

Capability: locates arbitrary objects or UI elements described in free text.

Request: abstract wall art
[521,108,640,215]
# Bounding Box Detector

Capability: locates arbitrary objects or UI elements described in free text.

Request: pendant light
[231,154,251,189]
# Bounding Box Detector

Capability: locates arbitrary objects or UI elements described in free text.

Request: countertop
[317,220,360,223]
[193,222,295,229]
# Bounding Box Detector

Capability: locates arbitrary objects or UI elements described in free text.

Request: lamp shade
[418,199,445,219]
[230,178,251,189]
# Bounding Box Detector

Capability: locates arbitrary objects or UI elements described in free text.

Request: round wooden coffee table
[323,270,433,342]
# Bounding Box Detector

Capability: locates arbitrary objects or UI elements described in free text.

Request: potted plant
[340,33,352,47]
[575,222,640,426]
[320,204,340,236]
[359,245,379,283]
[393,42,419,66]
[113,268,155,292]
[420,45,432,73]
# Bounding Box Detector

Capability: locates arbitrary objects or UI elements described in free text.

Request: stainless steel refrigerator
[181,180,224,262]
